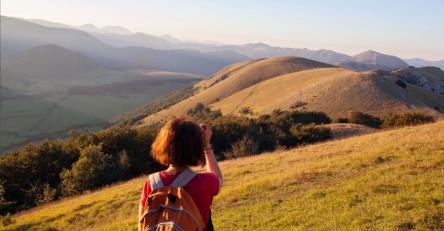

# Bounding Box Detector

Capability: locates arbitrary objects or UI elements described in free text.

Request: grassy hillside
[210,67,444,118]
[3,121,443,230]
[138,57,444,127]
[141,57,333,124]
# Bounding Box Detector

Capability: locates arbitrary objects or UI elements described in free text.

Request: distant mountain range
[1,16,248,75]
[15,17,443,71]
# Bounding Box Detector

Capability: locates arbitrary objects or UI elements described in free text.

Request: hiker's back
[140,168,206,231]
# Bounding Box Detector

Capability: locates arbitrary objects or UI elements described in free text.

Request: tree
[60,145,116,196]
[224,136,259,159]
[0,184,13,215]
[347,111,382,128]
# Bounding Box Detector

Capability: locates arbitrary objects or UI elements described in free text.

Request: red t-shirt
[139,171,220,224]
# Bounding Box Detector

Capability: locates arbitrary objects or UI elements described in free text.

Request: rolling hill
[137,57,443,126]
[140,57,334,124]
[3,121,443,230]
[2,44,104,91]
[210,67,444,118]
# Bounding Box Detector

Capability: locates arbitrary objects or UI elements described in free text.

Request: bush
[224,136,259,159]
[0,213,14,226]
[347,111,382,128]
[382,113,434,128]
[35,183,57,206]
[290,101,307,109]
[333,118,349,123]
[290,124,332,144]
[187,103,222,121]
[239,107,253,116]
[60,145,117,196]
[0,184,13,215]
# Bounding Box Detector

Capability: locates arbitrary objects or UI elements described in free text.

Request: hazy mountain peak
[352,50,409,70]
[249,42,271,47]
[79,23,99,30]
[160,34,181,43]
[102,26,132,35]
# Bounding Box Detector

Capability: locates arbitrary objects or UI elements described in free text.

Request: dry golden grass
[210,67,443,118]
[3,121,444,230]
[140,58,444,127]
[320,123,377,139]
[140,57,332,125]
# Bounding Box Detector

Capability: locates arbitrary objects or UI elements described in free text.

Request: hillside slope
[3,121,444,230]
[140,57,333,124]
[210,67,444,118]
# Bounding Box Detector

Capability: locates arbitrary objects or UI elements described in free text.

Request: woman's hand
[200,124,212,147]
[200,124,223,188]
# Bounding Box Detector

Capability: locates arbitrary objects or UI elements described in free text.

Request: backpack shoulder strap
[148,172,164,191]
[171,167,197,188]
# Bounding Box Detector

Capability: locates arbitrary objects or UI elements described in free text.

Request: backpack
[139,167,206,231]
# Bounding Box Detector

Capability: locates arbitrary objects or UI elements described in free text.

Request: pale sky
[2,0,443,60]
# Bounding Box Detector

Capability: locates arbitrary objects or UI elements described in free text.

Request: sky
[2,0,444,60]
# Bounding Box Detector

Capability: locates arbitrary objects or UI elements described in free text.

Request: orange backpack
[139,167,206,231]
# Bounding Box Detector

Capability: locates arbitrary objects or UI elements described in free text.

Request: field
[2,121,444,230]
[0,79,197,152]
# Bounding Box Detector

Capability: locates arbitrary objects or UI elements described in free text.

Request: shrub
[268,110,331,128]
[35,183,57,206]
[0,184,13,215]
[239,107,253,116]
[395,79,407,89]
[290,124,332,144]
[0,213,14,226]
[187,103,222,121]
[333,118,349,123]
[224,136,259,159]
[60,145,117,196]
[382,113,434,128]
[347,111,382,128]
[290,101,308,109]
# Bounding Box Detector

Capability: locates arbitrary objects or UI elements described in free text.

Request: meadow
[2,121,443,230]
[0,79,196,152]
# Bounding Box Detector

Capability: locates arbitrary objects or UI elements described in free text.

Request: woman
[139,117,223,231]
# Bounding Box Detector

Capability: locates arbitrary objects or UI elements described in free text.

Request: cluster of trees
[334,111,435,129]
[187,104,332,158]
[0,126,162,215]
